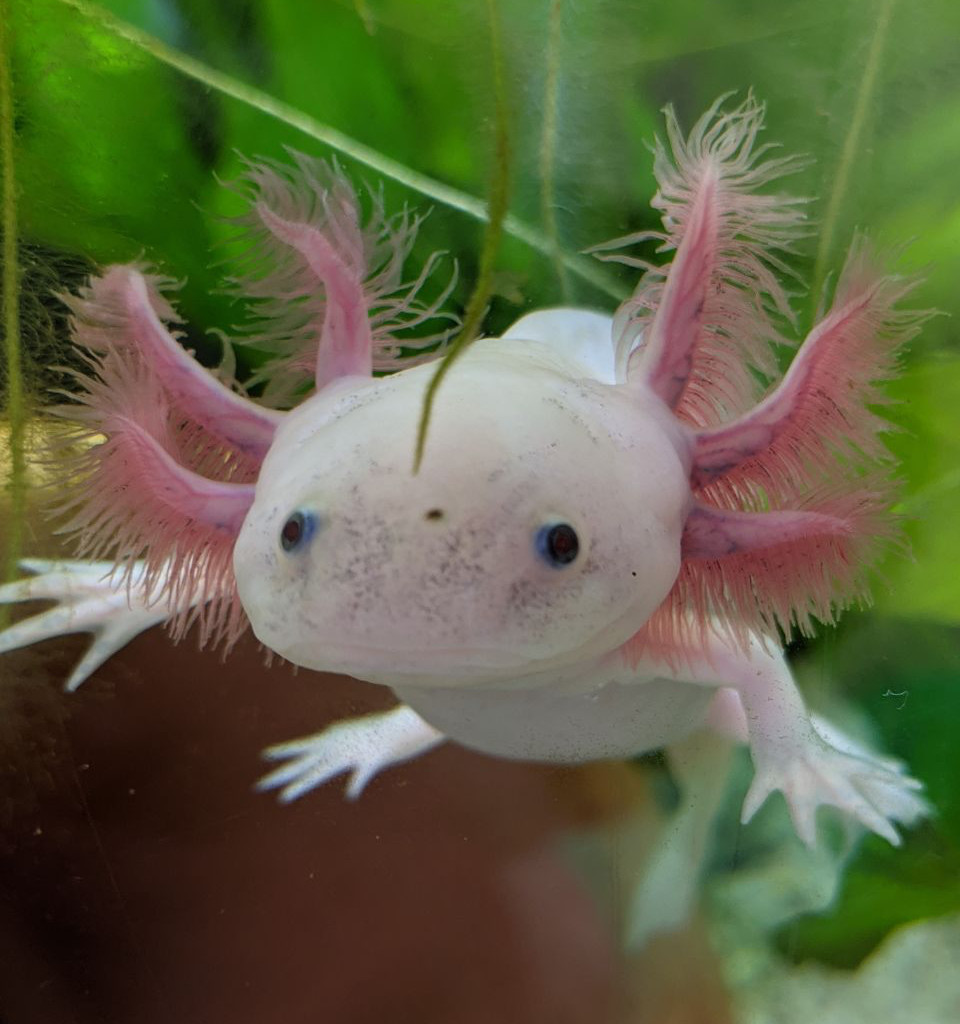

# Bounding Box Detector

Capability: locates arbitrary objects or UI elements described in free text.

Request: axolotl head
[232,337,691,687]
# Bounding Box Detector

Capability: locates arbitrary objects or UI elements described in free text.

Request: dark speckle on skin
[506,579,556,617]
[425,508,445,522]
[543,396,600,445]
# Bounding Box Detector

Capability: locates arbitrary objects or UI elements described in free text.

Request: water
[1,1,958,1021]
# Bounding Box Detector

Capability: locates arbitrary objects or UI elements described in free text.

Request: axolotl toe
[0,96,931,849]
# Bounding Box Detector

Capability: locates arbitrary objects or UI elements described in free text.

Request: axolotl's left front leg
[668,635,929,846]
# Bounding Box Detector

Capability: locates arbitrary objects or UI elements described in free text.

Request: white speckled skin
[233,312,692,690]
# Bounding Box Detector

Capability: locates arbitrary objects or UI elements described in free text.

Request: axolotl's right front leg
[258,707,446,803]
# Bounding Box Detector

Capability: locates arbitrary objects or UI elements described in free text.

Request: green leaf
[881,357,960,623]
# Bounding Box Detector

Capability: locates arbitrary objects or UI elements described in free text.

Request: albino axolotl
[0,96,929,848]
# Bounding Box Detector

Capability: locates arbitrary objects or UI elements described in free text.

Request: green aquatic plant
[0,0,958,983]
[0,0,25,592]
[53,0,620,301]
[808,0,897,313]
[414,0,512,471]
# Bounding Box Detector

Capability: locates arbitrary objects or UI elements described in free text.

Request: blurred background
[0,0,959,1021]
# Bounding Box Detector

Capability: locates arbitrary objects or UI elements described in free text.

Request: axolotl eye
[535,522,580,567]
[280,510,317,553]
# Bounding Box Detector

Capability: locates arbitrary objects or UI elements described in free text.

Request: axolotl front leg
[678,636,928,846]
[0,559,172,690]
[259,706,445,802]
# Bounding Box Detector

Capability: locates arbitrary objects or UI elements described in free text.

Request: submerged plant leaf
[51,0,621,302]
[879,358,960,624]
[0,0,25,594]
[743,913,960,1023]
[808,0,897,310]
[413,0,512,471]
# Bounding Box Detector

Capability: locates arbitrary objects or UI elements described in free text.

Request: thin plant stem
[412,0,512,473]
[0,0,25,599]
[353,0,376,35]
[54,0,623,301]
[810,0,896,310]
[540,0,569,299]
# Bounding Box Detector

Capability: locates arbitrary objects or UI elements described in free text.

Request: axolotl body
[0,97,929,848]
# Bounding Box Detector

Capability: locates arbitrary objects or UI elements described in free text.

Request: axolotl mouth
[280,639,553,684]
[276,627,637,689]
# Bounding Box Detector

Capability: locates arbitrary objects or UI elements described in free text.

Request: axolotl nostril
[0,96,931,851]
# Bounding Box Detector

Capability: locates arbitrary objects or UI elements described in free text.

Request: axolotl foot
[0,559,168,691]
[683,640,930,847]
[258,705,445,803]
[741,735,929,848]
